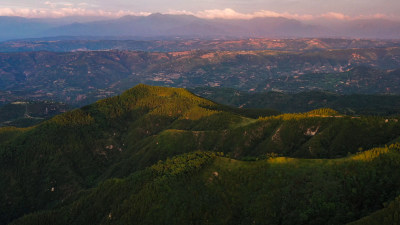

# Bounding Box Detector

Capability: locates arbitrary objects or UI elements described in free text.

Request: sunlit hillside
[1,85,400,224]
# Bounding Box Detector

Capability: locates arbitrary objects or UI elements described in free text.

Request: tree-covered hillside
[1,85,400,224]
[191,87,400,116]
[0,101,69,127]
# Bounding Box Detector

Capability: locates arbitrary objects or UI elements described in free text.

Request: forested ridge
[1,84,400,224]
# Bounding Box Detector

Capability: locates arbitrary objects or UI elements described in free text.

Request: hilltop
[1,84,400,224]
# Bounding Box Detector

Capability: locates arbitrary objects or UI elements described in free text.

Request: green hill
[0,101,69,127]
[191,87,400,116]
[9,147,400,225]
[1,84,400,224]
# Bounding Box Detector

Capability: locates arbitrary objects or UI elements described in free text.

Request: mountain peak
[146,12,200,21]
[90,84,217,120]
[148,12,163,17]
[123,84,209,102]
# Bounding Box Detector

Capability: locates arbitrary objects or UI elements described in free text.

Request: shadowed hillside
[1,84,400,224]
[0,101,69,127]
[191,87,400,116]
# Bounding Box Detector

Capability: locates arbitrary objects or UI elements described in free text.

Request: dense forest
[191,87,400,116]
[1,84,400,224]
[0,101,69,127]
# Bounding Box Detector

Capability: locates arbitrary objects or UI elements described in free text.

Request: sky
[1,0,399,21]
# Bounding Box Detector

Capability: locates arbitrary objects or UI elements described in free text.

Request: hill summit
[1,85,400,225]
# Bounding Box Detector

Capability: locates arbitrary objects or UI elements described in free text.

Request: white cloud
[196,8,251,19]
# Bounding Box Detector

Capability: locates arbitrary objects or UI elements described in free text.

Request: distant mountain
[341,19,400,39]
[40,14,332,38]
[44,13,216,37]
[0,16,54,41]
[218,17,324,37]
[1,14,400,41]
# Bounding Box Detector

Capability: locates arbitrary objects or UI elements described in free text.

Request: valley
[1,46,400,107]
[0,37,400,225]
[2,38,400,53]
[1,1,400,224]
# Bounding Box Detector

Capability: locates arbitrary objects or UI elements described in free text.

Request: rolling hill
[1,48,400,106]
[2,38,400,53]
[1,84,400,224]
[191,87,400,116]
[0,101,69,127]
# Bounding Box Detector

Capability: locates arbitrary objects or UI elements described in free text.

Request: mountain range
[1,48,400,107]
[2,10,400,224]
[1,84,400,224]
[1,13,400,41]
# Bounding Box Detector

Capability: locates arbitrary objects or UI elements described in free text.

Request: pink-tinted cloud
[0,7,150,18]
[169,8,399,21]
[0,6,398,21]
[320,12,351,20]
[194,9,314,20]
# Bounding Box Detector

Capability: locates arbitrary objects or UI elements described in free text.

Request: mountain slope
[10,147,400,225]
[0,84,242,224]
[0,16,55,41]
[348,194,400,225]
[2,14,400,40]
[0,101,69,127]
[191,87,400,116]
[1,84,400,224]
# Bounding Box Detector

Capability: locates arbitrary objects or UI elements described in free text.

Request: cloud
[170,8,399,21]
[44,1,56,8]
[189,8,314,20]
[320,12,351,20]
[0,7,150,18]
[196,8,252,20]
[44,1,74,8]
[0,6,397,21]
[319,12,400,21]
[78,3,89,7]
